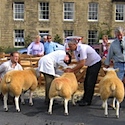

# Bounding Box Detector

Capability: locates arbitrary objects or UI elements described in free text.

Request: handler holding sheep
[38,50,72,105]
[0,51,23,102]
[64,39,101,106]
[104,26,125,82]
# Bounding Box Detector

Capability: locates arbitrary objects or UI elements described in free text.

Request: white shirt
[0,60,23,79]
[38,50,68,76]
[74,44,101,66]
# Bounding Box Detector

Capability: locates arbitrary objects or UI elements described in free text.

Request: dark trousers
[83,61,101,103]
[42,73,54,102]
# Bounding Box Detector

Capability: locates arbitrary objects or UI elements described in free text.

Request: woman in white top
[38,50,72,104]
[64,39,101,106]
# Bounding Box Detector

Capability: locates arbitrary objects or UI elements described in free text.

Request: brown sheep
[99,67,124,118]
[48,72,78,115]
[0,68,39,112]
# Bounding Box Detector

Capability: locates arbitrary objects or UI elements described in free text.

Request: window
[39,2,49,20]
[13,2,24,20]
[115,4,124,21]
[14,30,24,47]
[63,2,74,21]
[39,31,49,38]
[64,30,74,38]
[88,3,98,21]
[88,30,98,45]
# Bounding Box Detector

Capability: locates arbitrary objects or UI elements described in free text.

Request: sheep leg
[21,92,25,105]
[4,93,8,112]
[15,96,20,112]
[29,91,33,106]
[112,98,116,109]
[104,99,108,117]
[116,100,120,118]
[72,94,76,105]
[48,98,54,115]
[64,99,69,115]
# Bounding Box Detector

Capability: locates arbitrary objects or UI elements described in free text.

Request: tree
[54,34,63,44]
[24,35,32,48]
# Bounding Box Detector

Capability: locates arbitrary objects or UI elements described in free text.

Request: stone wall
[0,0,125,47]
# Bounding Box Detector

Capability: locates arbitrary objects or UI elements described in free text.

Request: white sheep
[48,72,78,115]
[99,67,125,118]
[0,68,39,112]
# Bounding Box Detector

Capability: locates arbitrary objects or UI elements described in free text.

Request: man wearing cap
[64,39,101,106]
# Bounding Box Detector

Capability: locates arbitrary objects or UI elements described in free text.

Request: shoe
[78,100,91,106]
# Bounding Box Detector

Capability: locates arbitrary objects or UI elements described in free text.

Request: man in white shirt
[0,52,23,103]
[64,39,101,106]
[38,50,72,104]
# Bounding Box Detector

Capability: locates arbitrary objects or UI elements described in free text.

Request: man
[64,39,101,106]
[44,35,57,55]
[104,27,125,81]
[0,51,23,102]
[38,50,72,104]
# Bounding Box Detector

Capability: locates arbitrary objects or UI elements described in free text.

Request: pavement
[0,96,125,125]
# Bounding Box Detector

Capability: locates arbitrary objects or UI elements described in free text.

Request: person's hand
[64,68,72,72]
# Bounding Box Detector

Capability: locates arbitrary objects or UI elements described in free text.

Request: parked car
[17,42,64,54]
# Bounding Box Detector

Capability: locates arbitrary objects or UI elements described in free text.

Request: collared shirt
[38,50,68,76]
[74,44,101,66]
[44,41,57,55]
[0,60,23,79]
[105,38,125,65]
[27,42,44,56]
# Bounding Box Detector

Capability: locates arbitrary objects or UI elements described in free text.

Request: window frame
[39,2,49,21]
[13,2,24,21]
[115,4,124,22]
[64,30,74,38]
[88,30,98,45]
[88,2,98,22]
[63,2,74,21]
[14,29,25,47]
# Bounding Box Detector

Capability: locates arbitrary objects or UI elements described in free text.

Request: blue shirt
[44,41,57,55]
[105,38,125,65]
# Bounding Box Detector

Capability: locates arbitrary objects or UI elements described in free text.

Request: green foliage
[0,46,5,52]
[24,35,32,48]
[54,34,63,44]
[0,46,20,53]
[90,22,114,43]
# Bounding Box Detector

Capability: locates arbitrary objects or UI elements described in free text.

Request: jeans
[114,62,125,81]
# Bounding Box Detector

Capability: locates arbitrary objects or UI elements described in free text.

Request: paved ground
[0,96,125,125]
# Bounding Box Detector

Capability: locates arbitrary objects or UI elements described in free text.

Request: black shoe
[78,101,91,106]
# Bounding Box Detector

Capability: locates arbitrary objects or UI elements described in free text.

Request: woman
[27,35,44,57]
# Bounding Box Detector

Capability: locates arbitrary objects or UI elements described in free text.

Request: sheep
[48,72,78,115]
[99,67,125,118]
[0,68,39,112]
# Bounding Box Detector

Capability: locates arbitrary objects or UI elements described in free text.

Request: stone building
[0,0,125,48]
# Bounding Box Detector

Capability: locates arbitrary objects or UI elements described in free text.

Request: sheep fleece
[0,69,38,96]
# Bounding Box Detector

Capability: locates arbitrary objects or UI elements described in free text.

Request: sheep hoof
[4,108,8,112]
[29,103,33,106]
[16,109,20,112]
[116,115,119,119]
[48,112,52,115]
[64,113,69,116]
[105,114,108,118]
